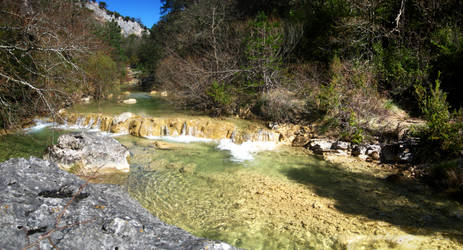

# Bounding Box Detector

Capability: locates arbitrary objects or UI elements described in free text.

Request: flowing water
[1,93,462,249]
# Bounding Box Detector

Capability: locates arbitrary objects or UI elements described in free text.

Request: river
[0,92,462,249]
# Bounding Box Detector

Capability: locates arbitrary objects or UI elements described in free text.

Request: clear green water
[69,92,263,129]
[0,128,66,162]
[118,136,463,250]
[70,92,200,117]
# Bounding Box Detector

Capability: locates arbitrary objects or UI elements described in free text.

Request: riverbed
[1,93,462,249]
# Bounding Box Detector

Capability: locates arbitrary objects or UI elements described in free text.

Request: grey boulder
[0,157,234,250]
[44,132,130,174]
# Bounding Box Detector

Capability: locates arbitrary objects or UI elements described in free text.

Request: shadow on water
[282,158,463,243]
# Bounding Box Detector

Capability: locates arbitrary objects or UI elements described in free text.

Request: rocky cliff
[85,1,148,37]
[0,157,234,249]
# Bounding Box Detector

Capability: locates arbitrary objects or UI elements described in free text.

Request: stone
[369,151,380,161]
[351,145,366,157]
[111,112,135,133]
[160,91,168,97]
[0,157,233,249]
[80,96,91,103]
[150,90,157,95]
[44,132,130,174]
[309,139,333,155]
[122,98,137,104]
[291,135,310,147]
[332,141,350,151]
[153,141,179,150]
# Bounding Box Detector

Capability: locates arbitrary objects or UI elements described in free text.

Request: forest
[1,0,463,162]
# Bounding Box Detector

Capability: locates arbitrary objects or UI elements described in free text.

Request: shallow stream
[1,93,462,249]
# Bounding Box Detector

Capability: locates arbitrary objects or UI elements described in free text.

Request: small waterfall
[75,116,85,128]
[93,117,101,130]
[187,127,194,136]
[230,131,237,143]
[181,122,187,136]
[86,117,94,129]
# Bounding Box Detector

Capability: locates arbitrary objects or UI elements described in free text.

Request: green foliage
[85,52,119,99]
[206,82,232,106]
[245,12,284,91]
[414,74,463,160]
[99,1,107,9]
[340,111,364,145]
[318,56,343,113]
[373,42,427,98]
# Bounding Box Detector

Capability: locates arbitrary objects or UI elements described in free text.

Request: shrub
[314,56,385,141]
[206,82,232,107]
[414,74,463,160]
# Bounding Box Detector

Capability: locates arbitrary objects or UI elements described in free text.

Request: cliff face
[85,2,148,37]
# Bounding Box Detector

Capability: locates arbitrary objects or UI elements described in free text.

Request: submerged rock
[44,132,130,174]
[0,157,233,249]
[122,98,137,104]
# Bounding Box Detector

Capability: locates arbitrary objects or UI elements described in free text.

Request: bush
[206,81,233,115]
[414,75,463,160]
[314,56,385,140]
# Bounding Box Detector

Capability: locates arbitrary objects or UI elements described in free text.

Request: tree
[99,1,107,9]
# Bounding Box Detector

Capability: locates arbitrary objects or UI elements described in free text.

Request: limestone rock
[160,91,168,97]
[150,90,157,95]
[0,157,233,249]
[44,132,130,174]
[122,98,137,104]
[309,139,333,155]
[332,141,350,151]
[111,112,135,133]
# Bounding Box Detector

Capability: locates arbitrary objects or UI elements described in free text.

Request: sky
[102,0,162,28]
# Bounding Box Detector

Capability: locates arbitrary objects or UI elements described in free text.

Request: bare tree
[0,0,101,128]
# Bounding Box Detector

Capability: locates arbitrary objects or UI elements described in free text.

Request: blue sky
[102,0,162,28]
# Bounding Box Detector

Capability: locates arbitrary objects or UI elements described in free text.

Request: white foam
[145,135,213,143]
[217,139,277,162]
[24,119,57,133]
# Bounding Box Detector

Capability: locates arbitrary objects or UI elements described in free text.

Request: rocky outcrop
[85,2,148,37]
[0,157,233,249]
[44,132,130,174]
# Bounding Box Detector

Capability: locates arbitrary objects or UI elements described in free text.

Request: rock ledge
[0,157,234,249]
